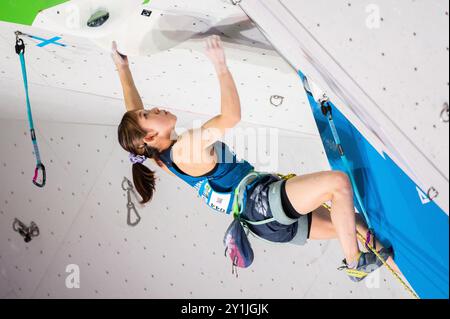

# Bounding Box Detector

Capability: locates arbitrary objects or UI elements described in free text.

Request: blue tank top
[159,140,254,215]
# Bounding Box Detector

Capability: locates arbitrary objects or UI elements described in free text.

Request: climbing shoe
[338,247,394,282]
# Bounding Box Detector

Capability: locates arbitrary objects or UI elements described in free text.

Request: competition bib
[198,180,233,214]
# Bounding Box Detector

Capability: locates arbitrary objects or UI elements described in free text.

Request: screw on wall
[427,187,439,202]
[270,95,285,107]
[13,218,39,243]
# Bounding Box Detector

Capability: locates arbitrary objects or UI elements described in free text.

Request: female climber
[112,35,399,282]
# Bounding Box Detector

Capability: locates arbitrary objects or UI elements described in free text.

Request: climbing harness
[230,171,300,246]
[232,172,332,247]
[122,177,142,227]
[299,71,375,250]
[13,218,40,243]
[232,172,418,297]
[224,171,298,277]
[15,31,46,188]
[232,171,272,221]
[232,171,297,220]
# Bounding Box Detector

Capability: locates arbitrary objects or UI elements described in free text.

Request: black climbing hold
[141,10,152,17]
[87,9,109,27]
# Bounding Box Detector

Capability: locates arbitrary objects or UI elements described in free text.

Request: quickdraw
[297,71,421,296]
[13,218,40,243]
[122,177,142,227]
[15,31,46,188]
[300,71,375,250]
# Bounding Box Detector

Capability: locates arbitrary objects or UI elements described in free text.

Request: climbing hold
[87,9,110,28]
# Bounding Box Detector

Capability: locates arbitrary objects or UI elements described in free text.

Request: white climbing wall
[0,0,439,299]
[0,117,412,299]
[235,0,450,214]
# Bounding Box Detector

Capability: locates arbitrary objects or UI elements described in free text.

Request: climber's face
[136,107,178,147]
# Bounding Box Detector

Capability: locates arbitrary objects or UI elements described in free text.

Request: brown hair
[117,110,160,204]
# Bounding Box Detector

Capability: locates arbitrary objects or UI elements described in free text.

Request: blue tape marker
[30,36,66,48]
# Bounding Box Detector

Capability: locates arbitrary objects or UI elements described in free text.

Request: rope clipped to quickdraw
[297,71,419,297]
[319,95,375,249]
[300,71,374,250]
[15,31,46,188]
[322,203,419,299]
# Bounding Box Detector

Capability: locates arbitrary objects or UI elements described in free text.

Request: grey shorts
[239,173,311,246]
[268,179,310,246]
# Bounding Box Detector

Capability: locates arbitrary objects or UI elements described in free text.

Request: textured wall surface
[0,118,411,299]
[237,0,449,214]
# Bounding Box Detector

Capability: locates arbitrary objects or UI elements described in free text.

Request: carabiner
[319,97,332,117]
[12,218,39,243]
[33,163,46,188]
[121,177,133,192]
[15,34,25,55]
[13,218,25,232]
[127,202,141,227]
[29,222,40,237]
